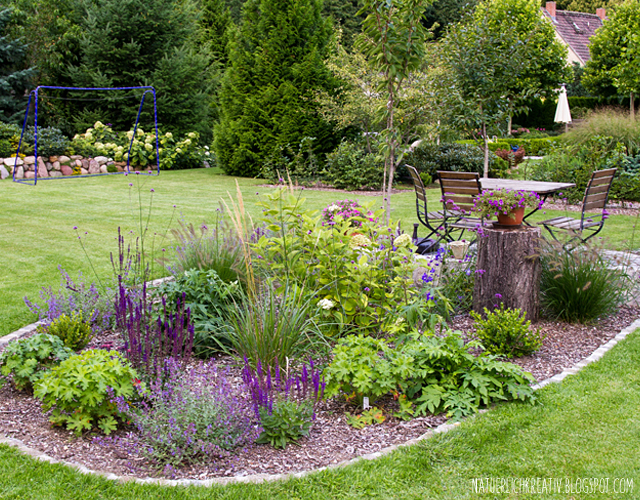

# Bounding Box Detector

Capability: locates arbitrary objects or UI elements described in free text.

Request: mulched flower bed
[0,305,638,481]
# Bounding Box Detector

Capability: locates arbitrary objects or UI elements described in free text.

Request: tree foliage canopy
[583,0,640,98]
[0,7,36,123]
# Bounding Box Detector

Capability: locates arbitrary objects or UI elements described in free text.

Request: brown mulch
[0,305,638,480]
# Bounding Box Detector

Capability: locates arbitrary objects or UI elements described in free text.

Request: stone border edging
[1,316,640,487]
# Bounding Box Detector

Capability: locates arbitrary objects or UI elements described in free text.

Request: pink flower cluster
[322,200,376,227]
[473,189,543,218]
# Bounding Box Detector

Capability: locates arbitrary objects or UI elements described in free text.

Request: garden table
[479,178,575,223]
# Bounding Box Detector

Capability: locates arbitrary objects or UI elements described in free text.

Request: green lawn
[0,169,639,499]
[1,168,636,337]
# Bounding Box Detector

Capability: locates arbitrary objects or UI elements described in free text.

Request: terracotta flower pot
[496,206,525,226]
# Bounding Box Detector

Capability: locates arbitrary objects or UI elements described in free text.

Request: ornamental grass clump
[472,189,542,219]
[539,240,629,323]
[111,358,256,466]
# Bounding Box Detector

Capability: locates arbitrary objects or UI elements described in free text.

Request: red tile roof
[543,9,603,64]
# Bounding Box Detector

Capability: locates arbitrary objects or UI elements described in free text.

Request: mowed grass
[1,330,639,499]
[0,168,637,336]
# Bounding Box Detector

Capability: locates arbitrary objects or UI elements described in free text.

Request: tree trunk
[473,226,541,322]
[631,91,636,121]
[482,120,489,178]
[385,80,395,226]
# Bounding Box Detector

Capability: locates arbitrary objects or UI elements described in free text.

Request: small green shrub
[324,335,413,406]
[22,126,70,157]
[261,136,322,184]
[0,138,13,158]
[405,142,499,179]
[324,140,383,190]
[539,240,628,323]
[156,269,242,356]
[471,304,543,357]
[34,349,138,435]
[0,334,73,391]
[38,311,93,350]
[0,122,20,141]
[256,399,313,449]
[324,331,537,420]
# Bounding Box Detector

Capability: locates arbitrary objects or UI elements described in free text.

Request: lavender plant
[110,358,256,466]
[24,266,113,334]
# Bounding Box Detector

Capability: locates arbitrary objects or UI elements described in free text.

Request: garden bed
[1,305,637,481]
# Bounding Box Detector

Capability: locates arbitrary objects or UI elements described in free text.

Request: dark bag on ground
[415,237,439,254]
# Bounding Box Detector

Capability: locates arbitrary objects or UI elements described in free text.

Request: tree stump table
[473,225,541,321]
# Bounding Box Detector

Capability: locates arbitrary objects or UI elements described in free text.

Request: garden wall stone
[0,155,131,179]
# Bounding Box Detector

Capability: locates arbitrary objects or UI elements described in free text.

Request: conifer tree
[214,0,336,178]
[0,7,36,123]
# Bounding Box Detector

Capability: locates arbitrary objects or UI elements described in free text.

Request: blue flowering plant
[472,189,543,219]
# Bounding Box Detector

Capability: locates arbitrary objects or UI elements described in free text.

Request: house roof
[543,9,603,64]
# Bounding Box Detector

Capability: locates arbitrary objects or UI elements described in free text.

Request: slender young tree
[356,0,431,224]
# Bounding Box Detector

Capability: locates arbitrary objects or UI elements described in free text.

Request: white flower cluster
[318,298,335,310]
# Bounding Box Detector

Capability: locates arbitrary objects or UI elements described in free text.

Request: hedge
[456,137,560,156]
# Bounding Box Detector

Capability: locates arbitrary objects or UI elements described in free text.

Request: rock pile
[0,155,137,180]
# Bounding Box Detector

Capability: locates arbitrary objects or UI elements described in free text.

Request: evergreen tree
[322,0,364,50]
[199,0,233,66]
[55,0,213,137]
[0,7,36,123]
[424,0,478,39]
[214,0,337,178]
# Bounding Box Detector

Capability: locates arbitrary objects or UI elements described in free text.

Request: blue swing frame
[13,85,160,185]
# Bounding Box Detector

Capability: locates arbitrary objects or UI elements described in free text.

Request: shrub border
[1,313,639,487]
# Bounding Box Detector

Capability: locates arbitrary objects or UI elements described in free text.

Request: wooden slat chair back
[539,168,616,248]
[437,170,482,240]
[407,165,448,242]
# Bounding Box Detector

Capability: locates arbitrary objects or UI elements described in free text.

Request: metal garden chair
[437,170,483,242]
[538,168,617,249]
[407,165,449,245]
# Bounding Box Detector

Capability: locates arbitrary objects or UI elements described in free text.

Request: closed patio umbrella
[554,84,572,133]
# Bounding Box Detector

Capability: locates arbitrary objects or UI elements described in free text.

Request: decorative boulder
[4,157,22,167]
[0,165,9,180]
[88,159,100,174]
[61,165,74,176]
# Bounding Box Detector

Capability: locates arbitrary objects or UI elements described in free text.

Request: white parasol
[554,84,572,133]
